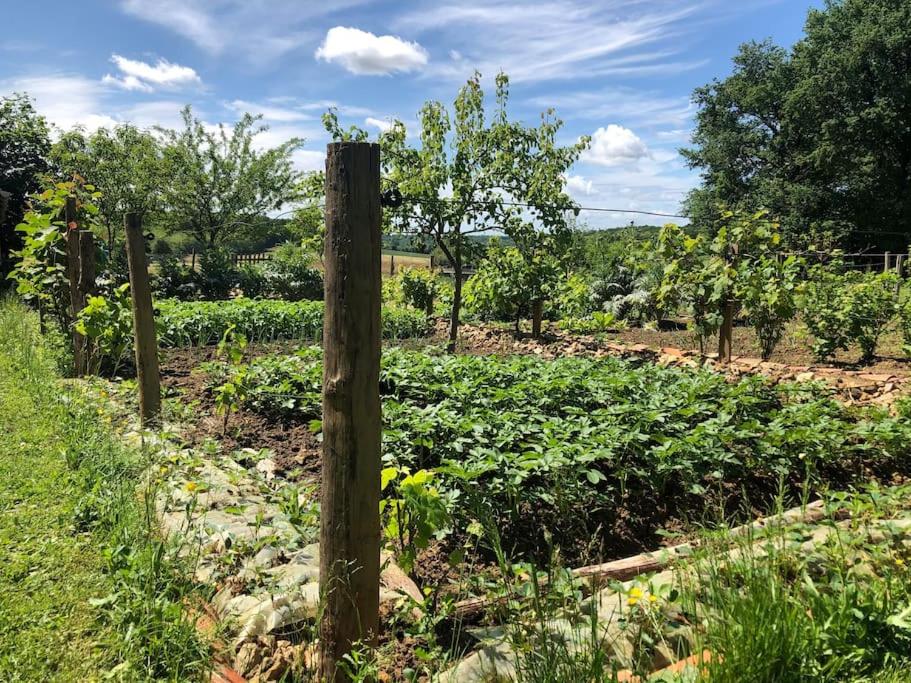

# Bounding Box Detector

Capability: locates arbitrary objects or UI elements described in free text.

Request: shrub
[153,255,198,299]
[261,246,323,301]
[236,264,268,299]
[802,269,900,361]
[197,247,238,300]
[550,272,592,320]
[75,283,133,375]
[399,267,439,315]
[736,254,801,360]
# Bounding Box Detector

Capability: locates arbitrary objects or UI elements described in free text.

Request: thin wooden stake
[319,142,382,682]
[124,213,161,425]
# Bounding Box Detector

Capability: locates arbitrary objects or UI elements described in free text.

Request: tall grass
[0,297,209,680]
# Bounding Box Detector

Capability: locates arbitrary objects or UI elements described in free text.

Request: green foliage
[380,467,452,572]
[51,124,166,253]
[399,267,440,315]
[684,0,911,250]
[801,269,901,361]
[213,325,249,433]
[328,71,588,349]
[550,272,592,320]
[158,106,303,246]
[75,283,133,375]
[260,245,322,301]
[8,180,102,333]
[556,311,621,335]
[0,94,51,283]
[197,247,238,299]
[206,347,911,565]
[0,299,208,679]
[464,243,562,326]
[659,210,798,356]
[154,298,429,347]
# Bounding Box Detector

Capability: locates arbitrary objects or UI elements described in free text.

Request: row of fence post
[60,144,381,681]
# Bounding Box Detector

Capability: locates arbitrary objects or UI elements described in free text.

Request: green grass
[0,299,118,681]
[0,298,208,681]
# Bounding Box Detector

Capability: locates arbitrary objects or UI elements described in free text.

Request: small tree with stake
[324,71,588,351]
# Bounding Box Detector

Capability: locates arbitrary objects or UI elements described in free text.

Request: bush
[197,247,238,300]
[736,254,801,360]
[802,270,900,361]
[399,267,439,315]
[261,247,322,301]
[549,272,592,320]
[153,255,199,299]
[236,264,268,299]
[75,283,133,375]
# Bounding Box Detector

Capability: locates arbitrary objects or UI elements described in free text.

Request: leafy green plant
[736,254,801,359]
[380,467,452,572]
[75,282,133,375]
[556,311,621,334]
[213,325,249,434]
[205,346,911,567]
[399,267,439,316]
[801,268,901,361]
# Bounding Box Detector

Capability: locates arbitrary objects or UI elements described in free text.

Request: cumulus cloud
[583,125,649,166]
[564,174,594,195]
[103,54,201,92]
[315,27,428,75]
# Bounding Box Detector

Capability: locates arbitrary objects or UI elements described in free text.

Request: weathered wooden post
[65,197,89,374]
[389,253,395,276]
[319,142,382,682]
[884,252,891,273]
[124,213,161,426]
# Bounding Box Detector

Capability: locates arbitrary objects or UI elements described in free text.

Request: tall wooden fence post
[65,197,90,374]
[319,141,382,682]
[124,213,161,426]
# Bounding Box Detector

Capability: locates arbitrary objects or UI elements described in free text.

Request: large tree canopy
[0,94,51,284]
[159,106,304,246]
[684,0,911,251]
[51,124,167,251]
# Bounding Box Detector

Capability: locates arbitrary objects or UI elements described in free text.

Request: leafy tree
[659,210,798,357]
[324,72,588,351]
[0,94,51,285]
[684,0,911,250]
[464,240,563,335]
[50,124,166,253]
[159,106,303,247]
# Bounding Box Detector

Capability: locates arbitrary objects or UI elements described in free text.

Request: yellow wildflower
[896,558,905,567]
[648,594,658,603]
[628,597,638,606]
[629,587,644,599]
[185,481,198,492]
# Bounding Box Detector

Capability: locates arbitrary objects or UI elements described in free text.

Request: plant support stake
[319,142,382,682]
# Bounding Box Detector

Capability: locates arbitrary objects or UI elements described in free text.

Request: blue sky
[1,0,820,227]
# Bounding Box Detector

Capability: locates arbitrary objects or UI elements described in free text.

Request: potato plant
[205,347,911,565]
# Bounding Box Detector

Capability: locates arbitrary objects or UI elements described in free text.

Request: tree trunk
[319,142,382,683]
[717,298,733,362]
[531,299,544,338]
[446,237,462,353]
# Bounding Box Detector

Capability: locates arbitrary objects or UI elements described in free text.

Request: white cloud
[564,174,594,196]
[365,116,393,132]
[226,99,311,122]
[396,0,707,83]
[1,75,118,132]
[315,26,428,75]
[103,54,201,92]
[583,125,649,166]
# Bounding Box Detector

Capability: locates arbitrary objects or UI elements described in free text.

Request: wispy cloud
[395,0,710,83]
[225,99,313,122]
[119,0,366,65]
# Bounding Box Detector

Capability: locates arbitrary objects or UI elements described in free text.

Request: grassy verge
[0,298,207,681]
